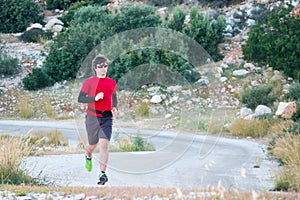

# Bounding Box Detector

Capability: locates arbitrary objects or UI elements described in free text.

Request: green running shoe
[85,155,92,172]
[97,172,108,185]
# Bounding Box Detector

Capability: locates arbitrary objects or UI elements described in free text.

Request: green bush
[46,0,77,10]
[286,122,300,135]
[19,28,53,43]
[0,0,44,33]
[59,0,95,26]
[165,6,186,32]
[243,3,300,80]
[0,53,20,76]
[35,4,224,89]
[292,105,300,122]
[147,0,184,7]
[286,82,300,101]
[183,6,225,61]
[23,68,53,91]
[241,85,278,110]
[42,4,161,84]
[47,0,109,10]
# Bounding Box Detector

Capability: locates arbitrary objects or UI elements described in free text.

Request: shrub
[59,0,95,27]
[0,135,36,185]
[46,0,109,10]
[271,133,300,191]
[29,130,68,147]
[118,135,155,152]
[183,6,225,61]
[147,0,184,7]
[229,118,271,138]
[243,3,300,80]
[286,122,300,135]
[0,53,20,76]
[0,0,44,33]
[241,85,278,110]
[43,4,161,85]
[23,68,53,91]
[46,0,77,10]
[17,94,34,119]
[292,105,300,122]
[135,102,150,119]
[19,28,53,43]
[165,6,186,32]
[286,82,300,101]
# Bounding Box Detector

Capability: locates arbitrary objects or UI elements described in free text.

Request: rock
[167,85,182,92]
[220,63,229,69]
[246,18,256,26]
[220,77,228,82]
[52,24,64,32]
[26,23,43,31]
[45,18,64,32]
[195,78,209,86]
[232,69,249,77]
[239,107,253,117]
[244,63,256,71]
[275,102,297,119]
[74,193,85,200]
[224,55,241,65]
[250,80,260,87]
[165,113,172,119]
[254,105,272,116]
[150,95,162,104]
[0,87,7,94]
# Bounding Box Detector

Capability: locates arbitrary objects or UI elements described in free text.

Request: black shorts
[85,114,113,145]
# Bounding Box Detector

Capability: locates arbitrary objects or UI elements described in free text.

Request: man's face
[95,62,108,77]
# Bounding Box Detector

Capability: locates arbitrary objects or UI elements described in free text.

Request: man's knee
[99,139,109,149]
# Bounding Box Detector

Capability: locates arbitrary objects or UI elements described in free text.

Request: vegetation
[243,2,300,80]
[23,3,225,90]
[229,118,271,138]
[19,28,53,43]
[271,133,300,191]
[241,84,278,110]
[0,135,36,185]
[46,0,109,10]
[0,0,44,33]
[286,82,300,101]
[117,134,155,152]
[0,54,20,77]
[29,130,68,147]
[23,68,53,91]
[183,6,225,61]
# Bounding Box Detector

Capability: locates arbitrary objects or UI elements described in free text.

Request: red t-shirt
[80,76,117,117]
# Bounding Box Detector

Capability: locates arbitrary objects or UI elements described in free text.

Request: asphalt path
[0,119,278,190]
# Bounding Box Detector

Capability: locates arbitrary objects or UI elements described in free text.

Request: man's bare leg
[86,143,97,158]
[99,138,109,172]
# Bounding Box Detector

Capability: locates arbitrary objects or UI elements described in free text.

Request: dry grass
[0,135,34,184]
[229,118,272,138]
[1,185,300,200]
[16,95,34,119]
[271,133,300,191]
[0,135,32,168]
[29,129,69,147]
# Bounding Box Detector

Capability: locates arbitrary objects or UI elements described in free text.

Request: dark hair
[92,54,109,69]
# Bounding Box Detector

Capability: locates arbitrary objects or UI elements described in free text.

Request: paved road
[0,120,278,190]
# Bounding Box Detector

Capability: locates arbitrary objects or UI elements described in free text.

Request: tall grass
[0,135,34,185]
[229,118,271,138]
[29,130,69,147]
[17,95,34,119]
[271,133,300,191]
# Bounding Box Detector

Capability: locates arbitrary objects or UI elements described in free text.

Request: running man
[78,54,118,185]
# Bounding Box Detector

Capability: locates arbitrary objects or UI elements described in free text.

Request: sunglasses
[96,63,108,68]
